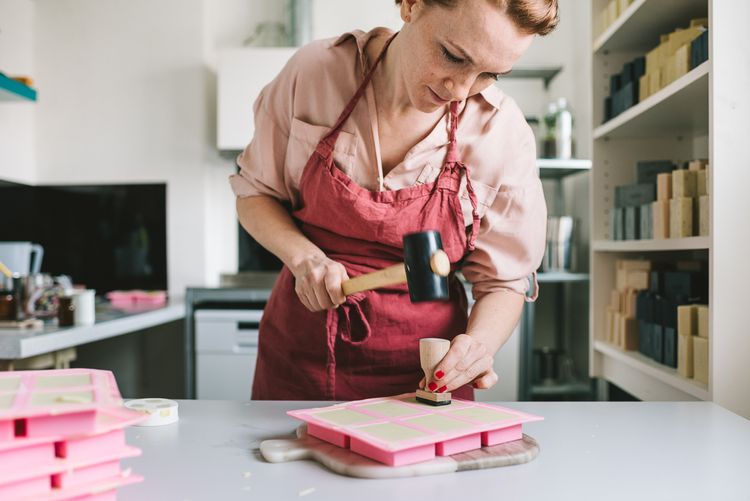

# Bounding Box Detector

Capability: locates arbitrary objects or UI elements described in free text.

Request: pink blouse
[230,28,547,300]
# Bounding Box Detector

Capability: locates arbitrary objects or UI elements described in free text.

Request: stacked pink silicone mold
[288,393,543,467]
[0,369,146,500]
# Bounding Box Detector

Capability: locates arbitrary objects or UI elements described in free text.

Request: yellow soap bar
[624,289,638,318]
[626,270,650,291]
[657,173,672,201]
[639,73,650,101]
[699,195,709,236]
[696,305,709,338]
[672,170,697,198]
[670,197,694,238]
[646,47,660,74]
[653,200,670,239]
[677,305,697,337]
[696,170,708,196]
[605,307,616,344]
[692,336,709,384]
[621,316,638,351]
[610,290,622,311]
[617,259,652,271]
[674,44,690,81]
[678,334,693,378]
[649,70,662,95]
[689,159,708,171]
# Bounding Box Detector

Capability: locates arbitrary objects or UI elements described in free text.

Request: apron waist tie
[324,294,372,399]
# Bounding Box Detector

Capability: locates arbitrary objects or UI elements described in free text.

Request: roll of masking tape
[124,398,179,426]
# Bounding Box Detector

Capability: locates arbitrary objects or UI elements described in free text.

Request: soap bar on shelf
[670,197,694,238]
[678,334,694,378]
[672,170,697,198]
[664,327,678,368]
[696,170,708,196]
[696,305,709,338]
[653,200,670,239]
[699,195,710,236]
[692,336,709,384]
[657,173,672,200]
[677,305,698,337]
[637,160,674,184]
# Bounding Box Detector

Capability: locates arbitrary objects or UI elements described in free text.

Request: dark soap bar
[663,327,677,368]
[615,183,656,208]
[637,160,675,184]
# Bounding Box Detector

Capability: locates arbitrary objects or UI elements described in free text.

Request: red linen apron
[252,35,482,401]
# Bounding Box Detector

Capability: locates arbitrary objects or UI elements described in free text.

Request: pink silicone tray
[0,369,146,500]
[0,369,126,436]
[106,290,167,307]
[288,393,543,466]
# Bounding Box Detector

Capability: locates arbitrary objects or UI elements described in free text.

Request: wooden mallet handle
[341,250,450,296]
[420,338,450,387]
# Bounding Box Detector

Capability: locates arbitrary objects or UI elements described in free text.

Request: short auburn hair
[395,0,558,36]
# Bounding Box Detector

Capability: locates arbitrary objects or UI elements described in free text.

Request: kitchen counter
[0,301,184,359]
[121,399,750,501]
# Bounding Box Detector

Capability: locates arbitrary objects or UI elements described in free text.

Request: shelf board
[593,237,709,252]
[594,340,709,400]
[594,62,709,140]
[593,0,708,54]
[537,158,591,180]
[0,73,37,102]
[537,272,590,283]
[504,67,562,88]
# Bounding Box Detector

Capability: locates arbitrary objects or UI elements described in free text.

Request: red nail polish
[428,382,437,391]
[435,370,444,379]
[438,385,447,393]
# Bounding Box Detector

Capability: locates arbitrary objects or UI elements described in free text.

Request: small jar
[0,290,14,321]
[57,296,76,327]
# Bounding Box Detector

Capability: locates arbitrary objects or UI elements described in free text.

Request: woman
[230,0,557,401]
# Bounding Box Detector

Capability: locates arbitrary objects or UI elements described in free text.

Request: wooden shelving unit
[592,237,710,252]
[593,62,709,140]
[590,0,750,418]
[593,0,707,54]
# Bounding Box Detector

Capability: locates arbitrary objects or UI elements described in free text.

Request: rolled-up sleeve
[461,128,547,301]
[229,53,299,204]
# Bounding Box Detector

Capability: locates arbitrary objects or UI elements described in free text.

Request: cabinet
[589,0,750,418]
[217,48,297,151]
[519,159,592,401]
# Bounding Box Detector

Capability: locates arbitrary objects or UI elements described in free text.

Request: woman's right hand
[289,254,349,312]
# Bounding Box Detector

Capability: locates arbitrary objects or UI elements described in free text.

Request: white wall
[0,0,35,184]
[311,0,402,39]
[32,0,209,296]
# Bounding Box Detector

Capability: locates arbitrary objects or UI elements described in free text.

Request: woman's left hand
[418,334,498,392]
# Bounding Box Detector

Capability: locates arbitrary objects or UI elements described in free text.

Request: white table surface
[120,399,750,501]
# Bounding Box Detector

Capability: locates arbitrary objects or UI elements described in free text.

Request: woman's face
[398,0,535,112]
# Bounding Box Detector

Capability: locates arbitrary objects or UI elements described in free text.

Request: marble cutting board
[260,424,539,479]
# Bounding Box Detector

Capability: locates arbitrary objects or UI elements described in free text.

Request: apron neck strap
[445,101,461,164]
[320,32,398,151]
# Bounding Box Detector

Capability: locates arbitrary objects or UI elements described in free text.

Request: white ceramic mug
[70,289,96,326]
